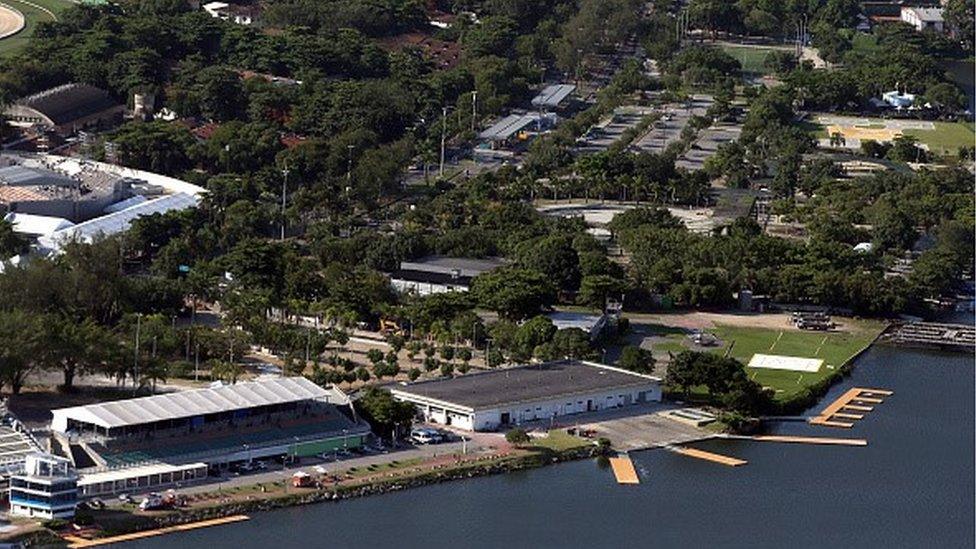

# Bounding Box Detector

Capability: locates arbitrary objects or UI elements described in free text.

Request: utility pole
[133,313,141,395]
[194,342,200,383]
[471,91,477,132]
[439,106,448,177]
[280,164,289,241]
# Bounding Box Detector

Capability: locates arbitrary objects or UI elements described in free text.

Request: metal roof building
[531,84,576,109]
[391,360,661,431]
[39,192,199,251]
[2,212,75,236]
[51,377,348,433]
[0,165,77,188]
[479,112,550,142]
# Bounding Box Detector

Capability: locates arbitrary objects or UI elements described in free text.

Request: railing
[80,422,372,474]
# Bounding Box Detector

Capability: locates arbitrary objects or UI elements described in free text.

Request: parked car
[409,428,444,445]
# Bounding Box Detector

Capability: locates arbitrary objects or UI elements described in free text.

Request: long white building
[390,360,661,432]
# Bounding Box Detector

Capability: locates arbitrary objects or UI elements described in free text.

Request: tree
[38,317,115,390]
[356,387,415,440]
[0,310,41,394]
[945,0,975,51]
[110,121,196,176]
[516,235,581,292]
[470,268,556,320]
[577,275,627,309]
[209,360,243,384]
[0,220,28,257]
[617,345,655,374]
[505,427,531,445]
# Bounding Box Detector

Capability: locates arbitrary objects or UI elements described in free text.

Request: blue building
[8,453,77,520]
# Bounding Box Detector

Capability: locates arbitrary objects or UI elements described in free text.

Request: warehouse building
[390,360,661,431]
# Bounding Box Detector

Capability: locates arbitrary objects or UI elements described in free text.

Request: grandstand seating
[90,415,360,468]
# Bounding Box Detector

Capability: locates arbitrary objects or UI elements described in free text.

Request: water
[127,347,974,548]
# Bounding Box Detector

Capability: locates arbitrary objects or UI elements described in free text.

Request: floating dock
[741,435,867,446]
[669,446,747,467]
[809,387,892,428]
[64,515,250,548]
[609,455,640,484]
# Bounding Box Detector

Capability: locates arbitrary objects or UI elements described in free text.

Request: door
[500,412,510,425]
[586,399,593,411]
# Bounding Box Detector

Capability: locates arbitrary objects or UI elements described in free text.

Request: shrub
[505,428,531,445]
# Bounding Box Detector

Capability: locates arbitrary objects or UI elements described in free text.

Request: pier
[609,455,641,484]
[719,434,867,446]
[668,446,747,466]
[809,387,892,428]
[63,515,251,547]
[880,322,975,352]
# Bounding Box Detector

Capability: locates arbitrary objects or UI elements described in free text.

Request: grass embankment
[651,319,885,401]
[0,0,73,57]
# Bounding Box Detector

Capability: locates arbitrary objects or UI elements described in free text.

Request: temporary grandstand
[531,84,576,110]
[0,403,45,479]
[49,378,371,496]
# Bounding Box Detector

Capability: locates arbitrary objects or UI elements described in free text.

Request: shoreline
[13,326,898,547]
[27,445,603,546]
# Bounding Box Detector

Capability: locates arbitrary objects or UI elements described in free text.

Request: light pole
[133,313,142,395]
[439,106,449,177]
[280,164,289,241]
[471,91,477,132]
[346,144,354,183]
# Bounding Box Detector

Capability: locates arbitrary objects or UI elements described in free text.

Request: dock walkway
[64,515,250,547]
[609,456,640,484]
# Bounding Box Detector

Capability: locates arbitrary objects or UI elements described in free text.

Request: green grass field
[0,0,74,57]
[650,319,884,401]
[904,121,976,155]
[720,45,783,75]
[710,321,884,400]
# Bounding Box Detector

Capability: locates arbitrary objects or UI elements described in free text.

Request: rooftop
[398,256,506,277]
[903,6,943,22]
[51,377,348,431]
[390,360,659,411]
[0,165,76,188]
[479,113,547,141]
[531,84,576,108]
[14,83,121,126]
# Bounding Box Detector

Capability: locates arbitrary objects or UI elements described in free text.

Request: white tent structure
[3,212,75,236]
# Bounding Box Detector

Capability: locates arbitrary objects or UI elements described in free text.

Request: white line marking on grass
[769,331,784,352]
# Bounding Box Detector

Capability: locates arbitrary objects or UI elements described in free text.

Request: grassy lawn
[531,430,590,452]
[720,45,781,75]
[652,341,686,353]
[850,32,882,55]
[708,320,885,399]
[0,0,74,57]
[904,121,975,155]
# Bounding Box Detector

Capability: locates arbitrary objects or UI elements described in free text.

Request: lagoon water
[127,345,974,548]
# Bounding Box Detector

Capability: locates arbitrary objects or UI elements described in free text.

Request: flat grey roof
[398,255,506,277]
[391,360,658,411]
[0,165,76,188]
[531,84,576,108]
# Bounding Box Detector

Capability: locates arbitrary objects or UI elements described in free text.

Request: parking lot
[575,107,653,154]
[631,94,714,155]
[676,124,742,171]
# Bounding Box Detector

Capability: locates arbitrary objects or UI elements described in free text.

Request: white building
[882,90,916,109]
[900,6,944,32]
[202,1,258,25]
[546,311,609,341]
[388,256,505,296]
[8,453,78,520]
[390,360,661,431]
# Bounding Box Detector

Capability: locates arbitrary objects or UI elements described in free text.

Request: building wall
[404,382,661,432]
[391,278,469,296]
